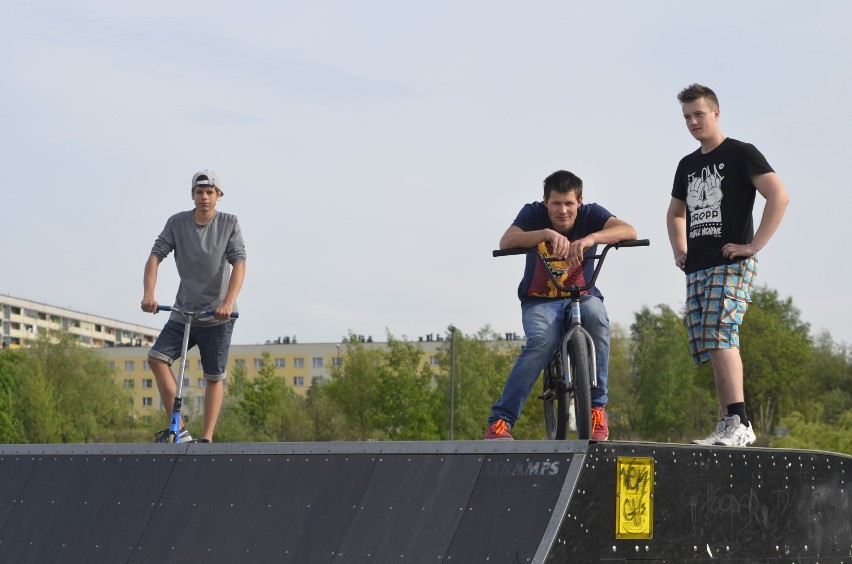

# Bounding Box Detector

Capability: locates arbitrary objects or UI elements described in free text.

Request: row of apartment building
[1,295,159,348]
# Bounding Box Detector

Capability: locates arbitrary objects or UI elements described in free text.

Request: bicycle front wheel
[542,354,569,440]
[569,333,592,440]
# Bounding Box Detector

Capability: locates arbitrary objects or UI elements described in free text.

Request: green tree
[304,381,349,441]
[215,361,252,441]
[630,305,716,442]
[322,336,386,440]
[328,332,444,440]
[740,286,812,436]
[604,323,639,440]
[802,332,852,425]
[11,332,132,443]
[240,352,289,435]
[0,350,27,443]
[217,353,311,442]
[435,326,521,440]
[16,362,63,442]
[768,331,852,454]
[771,411,852,455]
[371,337,441,440]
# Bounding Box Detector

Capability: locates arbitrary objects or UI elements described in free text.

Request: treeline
[1,286,850,453]
[0,333,135,443]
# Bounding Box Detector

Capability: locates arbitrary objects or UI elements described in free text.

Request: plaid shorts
[685,257,758,365]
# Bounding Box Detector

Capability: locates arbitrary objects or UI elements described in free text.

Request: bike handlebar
[608,238,650,249]
[493,238,649,257]
[493,239,650,294]
[157,305,240,319]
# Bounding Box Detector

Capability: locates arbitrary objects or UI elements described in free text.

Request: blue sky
[2,1,850,346]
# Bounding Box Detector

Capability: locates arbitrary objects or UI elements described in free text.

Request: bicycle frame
[498,240,649,386]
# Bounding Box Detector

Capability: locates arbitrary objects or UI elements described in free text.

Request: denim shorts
[685,257,757,365]
[148,319,235,381]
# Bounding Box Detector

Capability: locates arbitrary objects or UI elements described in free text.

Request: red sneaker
[484,419,514,440]
[591,406,609,441]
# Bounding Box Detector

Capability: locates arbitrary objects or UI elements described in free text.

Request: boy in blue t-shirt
[485,170,637,441]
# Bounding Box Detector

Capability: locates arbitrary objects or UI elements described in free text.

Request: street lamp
[448,324,457,441]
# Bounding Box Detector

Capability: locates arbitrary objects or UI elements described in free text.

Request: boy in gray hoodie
[141,170,247,443]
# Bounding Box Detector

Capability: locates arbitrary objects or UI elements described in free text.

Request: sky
[2,1,851,347]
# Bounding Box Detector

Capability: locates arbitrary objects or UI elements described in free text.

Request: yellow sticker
[615,457,654,539]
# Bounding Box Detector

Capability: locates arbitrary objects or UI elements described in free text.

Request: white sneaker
[691,420,726,446]
[154,427,193,443]
[713,415,756,447]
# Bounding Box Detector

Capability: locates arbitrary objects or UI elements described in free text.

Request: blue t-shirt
[512,201,613,302]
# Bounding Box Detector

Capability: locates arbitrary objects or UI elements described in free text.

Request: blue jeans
[489,296,610,426]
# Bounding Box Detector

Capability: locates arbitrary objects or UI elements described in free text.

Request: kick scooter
[156,305,239,443]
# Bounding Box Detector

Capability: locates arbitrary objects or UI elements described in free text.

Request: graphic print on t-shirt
[686,164,724,239]
[527,241,587,298]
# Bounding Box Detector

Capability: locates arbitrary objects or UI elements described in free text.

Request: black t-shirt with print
[671,138,773,273]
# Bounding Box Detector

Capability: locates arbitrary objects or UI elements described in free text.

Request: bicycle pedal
[539,389,556,401]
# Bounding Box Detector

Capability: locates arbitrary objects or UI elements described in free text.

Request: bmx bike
[154,305,238,443]
[493,239,649,440]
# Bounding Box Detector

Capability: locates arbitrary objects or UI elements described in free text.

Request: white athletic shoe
[154,427,193,443]
[713,415,756,447]
[691,420,726,446]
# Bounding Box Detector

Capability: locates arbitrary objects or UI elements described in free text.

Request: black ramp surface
[132,447,377,562]
[0,445,176,563]
[0,441,848,563]
[552,441,852,562]
[335,452,483,561]
[130,441,585,564]
[446,450,577,562]
[0,449,37,531]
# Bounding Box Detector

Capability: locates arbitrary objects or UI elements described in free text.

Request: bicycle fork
[561,300,598,390]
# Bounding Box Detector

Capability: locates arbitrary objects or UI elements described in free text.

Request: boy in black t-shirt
[666,84,789,447]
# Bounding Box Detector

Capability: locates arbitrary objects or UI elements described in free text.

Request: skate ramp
[0,441,848,563]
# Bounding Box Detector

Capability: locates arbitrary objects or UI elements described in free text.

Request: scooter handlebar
[156,305,239,318]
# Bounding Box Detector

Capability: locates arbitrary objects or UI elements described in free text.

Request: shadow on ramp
[0,441,848,563]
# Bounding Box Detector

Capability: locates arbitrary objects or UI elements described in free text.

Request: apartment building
[1,295,159,349]
[101,339,450,422]
[2,295,524,422]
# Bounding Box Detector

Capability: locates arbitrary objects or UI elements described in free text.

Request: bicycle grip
[614,239,650,248]
[493,248,531,257]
